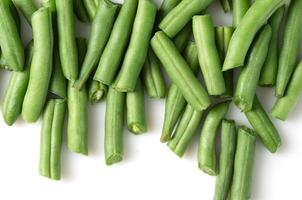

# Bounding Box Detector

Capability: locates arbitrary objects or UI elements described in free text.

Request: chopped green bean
[158,0,182,19]
[73,0,90,22]
[215,27,224,62]
[232,0,250,27]
[83,0,97,20]
[12,0,37,24]
[222,27,234,97]
[88,80,107,103]
[173,22,192,51]
[220,0,231,13]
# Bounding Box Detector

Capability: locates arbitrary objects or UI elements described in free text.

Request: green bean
[173,22,192,51]
[198,101,230,176]
[2,42,33,126]
[113,0,157,92]
[0,0,24,71]
[105,87,125,165]
[222,0,285,71]
[56,0,79,82]
[220,0,231,13]
[73,0,89,22]
[39,99,66,180]
[158,0,182,19]
[88,80,107,103]
[276,0,302,97]
[93,0,138,85]
[12,0,37,24]
[259,6,285,87]
[126,79,147,134]
[83,0,97,20]
[159,0,214,38]
[245,96,281,153]
[76,0,119,90]
[232,0,250,27]
[215,27,224,62]
[230,126,256,200]
[167,104,203,158]
[272,61,302,121]
[193,15,226,95]
[214,119,236,200]
[222,27,234,97]
[151,31,211,111]
[234,25,272,112]
[22,7,53,123]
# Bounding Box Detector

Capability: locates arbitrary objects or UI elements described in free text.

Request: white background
[0,0,301,200]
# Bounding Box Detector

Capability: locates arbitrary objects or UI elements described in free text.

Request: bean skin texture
[22,7,54,123]
[12,0,37,25]
[88,80,107,103]
[232,0,250,27]
[158,0,182,20]
[73,0,89,22]
[113,0,157,92]
[222,0,285,71]
[83,0,97,20]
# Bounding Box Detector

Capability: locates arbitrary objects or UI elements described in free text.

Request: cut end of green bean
[160,133,172,143]
[128,123,147,135]
[198,165,218,176]
[238,126,256,137]
[234,97,251,112]
[106,153,123,166]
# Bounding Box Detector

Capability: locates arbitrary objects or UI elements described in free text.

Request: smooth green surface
[232,0,250,27]
[88,80,107,103]
[173,22,192,51]
[12,0,37,24]
[158,0,182,20]
[83,0,97,20]
[73,0,89,22]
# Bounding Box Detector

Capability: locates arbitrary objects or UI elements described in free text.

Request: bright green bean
[234,25,272,112]
[113,0,157,92]
[193,15,226,95]
[76,0,119,90]
[22,7,53,123]
[230,126,256,200]
[232,0,250,27]
[272,61,302,121]
[245,96,281,153]
[276,0,302,97]
[105,87,125,165]
[88,80,107,103]
[159,0,214,38]
[220,0,231,13]
[198,101,230,176]
[83,0,97,20]
[12,0,37,24]
[73,0,89,22]
[39,99,66,180]
[214,119,236,200]
[222,27,234,97]
[93,0,138,85]
[222,0,285,71]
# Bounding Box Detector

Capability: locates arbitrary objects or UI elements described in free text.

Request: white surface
[0,1,301,200]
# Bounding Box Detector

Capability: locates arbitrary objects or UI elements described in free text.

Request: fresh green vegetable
[12,0,37,24]
[232,0,250,27]
[73,0,89,22]
[222,27,234,97]
[88,80,107,103]
[220,0,231,13]
[83,0,97,20]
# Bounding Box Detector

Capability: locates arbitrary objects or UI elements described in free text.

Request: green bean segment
[88,80,107,103]
[12,0,37,24]
[222,27,234,97]
[220,0,231,13]
[198,101,230,175]
[73,0,89,22]
[159,0,182,19]
[83,0,97,20]
[173,22,192,51]
[232,0,250,27]
[39,99,66,180]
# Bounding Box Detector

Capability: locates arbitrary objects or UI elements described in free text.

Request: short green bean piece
[214,119,236,200]
[232,0,250,27]
[151,31,211,111]
[159,0,214,38]
[88,80,107,103]
[222,0,285,71]
[2,42,33,126]
[39,99,66,180]
[113,0,157,92]
[259,7,284,87]
[220,0,231,13]
[73,0,89,22]
[158,0,182,19]
[230,126,256,200]
[22,7,53,123]
[83,0,97,20]
[105,87,125,165]
[272,61,302,121]
[76,0,119,90]
[56,0,79,82]
[234,25,272,112]
[126,79,147,134]
[12,0,37,24]
[193,15,226,95]
[198,101,230,176]
[167,104,203,158]
[245,96,281,153]
[93,0,138,86]
[276,0,302,97]
[0,0,24,71]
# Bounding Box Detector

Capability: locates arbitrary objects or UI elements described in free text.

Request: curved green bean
[234,25,272,112]
[232,0,250,27]
[12,0,37,24]
[22,7,53,123]
[83,0,97,20]
[198,101,230,176]
[73,0,89,22]
[88,80,107,103]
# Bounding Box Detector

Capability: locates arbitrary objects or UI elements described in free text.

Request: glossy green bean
[220,0,231,13]
[193,15,225,95]
[222,0,285,71]
[12,0,37,24]
[93,0,138,85]
[88,80,107,103]
[105,87,125,165]
[276,0,302,97]
[167,104,203,158]
[113,0,157,92]
[245,96,281,153]
[232,0,250,27]
[73,0,89,22]
[234,25,272,112]
[39,99,66,180]
[159,0,214,38]
[151,31,211,111]
[2,42,33,126]
[0,0,24,71]
[76,0,119,90]
[198,101,230,176]
[272,61,302,121]
[222,27,234,97]
[214,119,236,200]
[230,126,256,200]
[83,0,97,20]
[22,7,53,123]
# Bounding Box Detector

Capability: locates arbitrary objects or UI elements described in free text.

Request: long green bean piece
[88,80,107,103]
[234,25,272,112]
[245,96,281,153]
[230,126,256,200]
[198,101,230,175]
[232,0,250,27]
[39,99,66,180]
[83,0,97,20]
[113,0,157,92]
[73,0,89,22]
[12,0,37,24]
